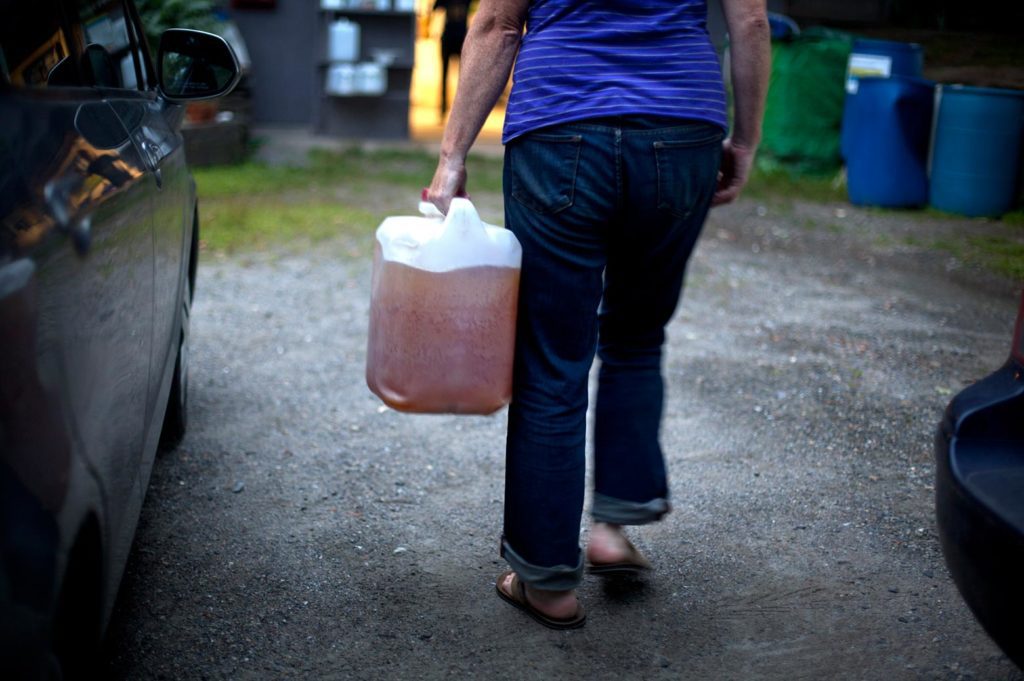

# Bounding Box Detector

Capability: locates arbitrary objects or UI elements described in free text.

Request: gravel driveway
[103,193,1023,680]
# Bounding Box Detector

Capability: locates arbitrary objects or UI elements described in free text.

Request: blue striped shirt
[502,0,728,143]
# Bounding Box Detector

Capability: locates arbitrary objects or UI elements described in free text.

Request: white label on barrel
[846,54,893,94]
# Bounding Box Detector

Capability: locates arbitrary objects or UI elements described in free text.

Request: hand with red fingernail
[425,152,468,215]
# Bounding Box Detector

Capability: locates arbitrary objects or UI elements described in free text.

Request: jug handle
[419,188,469,218]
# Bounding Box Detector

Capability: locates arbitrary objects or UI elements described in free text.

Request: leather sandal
[495,570,586,630]
[586,536,652,577]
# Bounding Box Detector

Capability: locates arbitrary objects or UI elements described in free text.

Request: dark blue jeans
[499,117,723,590]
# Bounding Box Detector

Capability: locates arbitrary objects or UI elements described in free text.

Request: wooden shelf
[320,8,415,18]
[316,7,415,139]
[321,89,408,101]
[318,59,413,69]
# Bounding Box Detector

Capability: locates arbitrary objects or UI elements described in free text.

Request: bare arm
[713,0,771,206]
[426,0,529,213]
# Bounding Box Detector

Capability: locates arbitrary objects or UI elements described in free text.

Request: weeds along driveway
[104,176,1023,679]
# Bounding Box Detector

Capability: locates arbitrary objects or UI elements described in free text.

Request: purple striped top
[502,0,728,143]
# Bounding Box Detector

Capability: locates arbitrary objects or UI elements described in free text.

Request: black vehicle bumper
[935,361,1024,669]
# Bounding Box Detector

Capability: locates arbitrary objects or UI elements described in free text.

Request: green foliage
[135,0,223,55]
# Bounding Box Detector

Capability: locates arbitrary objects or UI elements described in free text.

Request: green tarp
[760,28,854,175]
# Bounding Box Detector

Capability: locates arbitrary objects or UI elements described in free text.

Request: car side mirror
[158,28,241,102]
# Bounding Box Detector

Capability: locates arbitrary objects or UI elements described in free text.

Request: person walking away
[426,0,770,628]
[433,0,471,118]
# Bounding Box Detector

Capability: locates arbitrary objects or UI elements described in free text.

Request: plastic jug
[325,63,356,95]
[366,198,522,415]
[356,62,386,95]
[328,19,359,62]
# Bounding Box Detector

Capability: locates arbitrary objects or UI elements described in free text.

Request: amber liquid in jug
[366,245,520,415]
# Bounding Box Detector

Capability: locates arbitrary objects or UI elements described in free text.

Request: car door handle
[138,139,164,188]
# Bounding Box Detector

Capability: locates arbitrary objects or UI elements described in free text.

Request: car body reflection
[0,6,240,672]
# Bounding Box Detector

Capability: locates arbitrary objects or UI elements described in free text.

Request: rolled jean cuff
[500,537,583,591]
[591,493,671,525]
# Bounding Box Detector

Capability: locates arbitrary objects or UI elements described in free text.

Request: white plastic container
[356,62,386,95]
[321,0,343,9]
[325,63,356,95]
[366,198,522,415]
[328,19,359,62]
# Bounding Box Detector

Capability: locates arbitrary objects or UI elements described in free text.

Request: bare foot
[498,572,579,620]
[586,522,632,564]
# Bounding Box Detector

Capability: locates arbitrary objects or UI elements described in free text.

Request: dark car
[936,290,1024,670]
[0,0,239,674]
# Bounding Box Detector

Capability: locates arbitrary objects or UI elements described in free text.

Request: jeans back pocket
[509,133,582,215]
[653,130,723,219]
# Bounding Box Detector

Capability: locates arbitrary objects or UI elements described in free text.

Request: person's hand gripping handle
[426,154,468,215]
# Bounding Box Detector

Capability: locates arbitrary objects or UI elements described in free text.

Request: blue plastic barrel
[766,12,799,40]
[846,76,935,208]
[841,39,924,159]
[930,85,1024,218]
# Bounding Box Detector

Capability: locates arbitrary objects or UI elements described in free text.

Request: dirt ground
[102,187,1023,679]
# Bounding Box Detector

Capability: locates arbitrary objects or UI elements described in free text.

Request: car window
[0,0,79,88]
[66,0,146,90]
[0,0,150,91]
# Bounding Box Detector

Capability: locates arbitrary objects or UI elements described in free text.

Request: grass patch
[743,163,846,204]
[193,145,1024,281]
[193,163,312,199]
[967,234,1024,280]
[194,147,503,198]
[193,147,504,253]
[1003,209,1024,227]
[872,233,897,249]
[910,228,1024,282]
[200,197,378,254]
